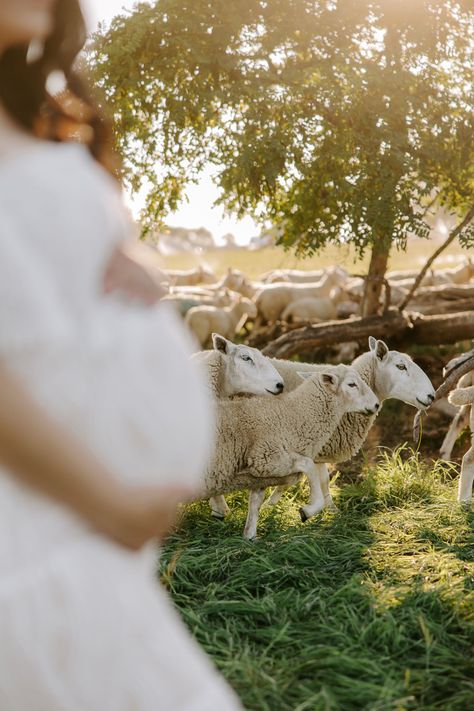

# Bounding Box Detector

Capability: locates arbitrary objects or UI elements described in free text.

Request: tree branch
[399,205,474,311]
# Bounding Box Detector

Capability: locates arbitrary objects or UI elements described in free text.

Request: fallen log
[408,298,474,315]
[262,310,410,358]
[398,311,474,348]
[408,283,474,304]
[262,309,474,359]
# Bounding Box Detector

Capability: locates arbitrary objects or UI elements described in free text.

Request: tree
[89,0,474,314]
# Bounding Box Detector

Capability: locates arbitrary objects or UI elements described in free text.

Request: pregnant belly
[11,302,214,490]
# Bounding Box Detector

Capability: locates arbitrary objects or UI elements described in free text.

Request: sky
[81,0,258,244]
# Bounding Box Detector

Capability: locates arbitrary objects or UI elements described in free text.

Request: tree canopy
[89,0,473,311]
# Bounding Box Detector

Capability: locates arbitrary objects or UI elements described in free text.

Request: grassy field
[160,449,474,710]
[155,238,468,280]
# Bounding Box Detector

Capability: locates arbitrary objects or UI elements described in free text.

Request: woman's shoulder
[0,140,117,191]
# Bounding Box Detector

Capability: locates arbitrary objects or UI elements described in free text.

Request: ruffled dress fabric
[0,142,241,710]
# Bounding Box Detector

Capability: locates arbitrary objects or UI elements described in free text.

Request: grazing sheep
[185,297,257,348]
[254,270,347,324]
[264,338,435,519]
[192,334,285,519]
[218,268,262,299]
[261,266,348,284]
[164,266,217,286]
[447,371,474,503]
[164,289,233,316]
[281,287,346,323]
[200,365,379,538]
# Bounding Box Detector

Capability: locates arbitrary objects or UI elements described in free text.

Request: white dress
[0,142,242,711]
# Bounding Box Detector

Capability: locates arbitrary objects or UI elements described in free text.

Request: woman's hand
[96,484,195,550]
[102,245,169,305]
[0,366,196,552]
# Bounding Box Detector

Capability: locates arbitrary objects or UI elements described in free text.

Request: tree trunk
[361,238,391,317]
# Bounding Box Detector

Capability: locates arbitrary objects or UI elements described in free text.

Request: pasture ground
[160,449,474,710]
[155,238,467,280]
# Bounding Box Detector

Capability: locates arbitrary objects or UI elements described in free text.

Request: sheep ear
[212,333,230,354]
[368,336,377,351]
[375,339,389,362]
[321,372,339,391]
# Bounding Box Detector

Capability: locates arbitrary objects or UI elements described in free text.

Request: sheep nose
[275,381,284,392]
[427,393,435,403]
[374,402,380,411]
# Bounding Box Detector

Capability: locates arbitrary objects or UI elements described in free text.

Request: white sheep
[185,297,257,348]
[262,338,435,520]
[254,269,347,324]
[281,287,346,323]
[164,266,217,286]
[200,364,379,538]
[192,333,284,399]
[164,289,233,316]
[192,333,285,519]
[447,371,474,503]
[218,268,263,299]
[260,266,348,284]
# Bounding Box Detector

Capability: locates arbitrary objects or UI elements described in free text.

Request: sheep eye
[348,382,357,388]
[241,355,253,364]
[396,364,407,371]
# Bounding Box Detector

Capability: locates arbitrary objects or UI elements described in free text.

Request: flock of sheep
[161,257,474,349]
[158,260,474,537]
[190,335,436,538]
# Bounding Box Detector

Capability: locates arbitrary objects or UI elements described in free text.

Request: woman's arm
[0,365,190,549]
[102,244,169,305]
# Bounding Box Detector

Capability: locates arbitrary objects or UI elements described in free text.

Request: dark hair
[0,0,118,175]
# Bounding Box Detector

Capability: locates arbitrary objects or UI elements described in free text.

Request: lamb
[281,287,346,323]
[218,269,262,299]
[192,333,285,519]
[261,338,435,520]
[254,269,347,324]
[260,266,348,284]
[447,371,474,503]
[185,297,257,348]
[164,288,232,317]
[163,266,217,286]
[200,364,379,538]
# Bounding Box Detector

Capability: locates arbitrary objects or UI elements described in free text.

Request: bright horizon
[82,0,259,245]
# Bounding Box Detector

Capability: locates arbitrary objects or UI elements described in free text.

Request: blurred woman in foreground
[0,0,242,708]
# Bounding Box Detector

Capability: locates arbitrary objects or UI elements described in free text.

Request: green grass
[160,448,474,710]
[155,239,468,280]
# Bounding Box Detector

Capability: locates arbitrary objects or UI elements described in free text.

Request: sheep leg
[458,443,474,503]
[242,454,318,537]
[243,490,267,540]
[440,404,470,460]
[265,485,287,507]
[300,461,326,523]
[266,463,334,509]
[317,463,336,510]
[209,495,230,519]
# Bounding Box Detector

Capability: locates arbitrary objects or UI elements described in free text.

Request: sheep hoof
[211,510,227,520]
[299,507,309,523]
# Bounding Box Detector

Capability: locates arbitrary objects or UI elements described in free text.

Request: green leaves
[88,0,474,245]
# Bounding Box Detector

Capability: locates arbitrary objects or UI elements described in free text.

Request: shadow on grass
[159,453,474,711]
